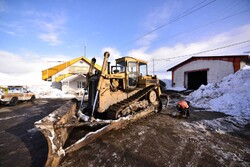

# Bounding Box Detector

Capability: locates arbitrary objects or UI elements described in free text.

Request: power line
[186,40,250,56]
[122,0,217,48]
[172,0,249,47]
[152,8,250,45]
[151,39,250,61]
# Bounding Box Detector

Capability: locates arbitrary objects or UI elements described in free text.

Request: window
[23,88,28,93]
[139,63,147,76]
[127,62,138,88]
[116,61,125,72]
[128,62,137,72]
[77,81,85,88]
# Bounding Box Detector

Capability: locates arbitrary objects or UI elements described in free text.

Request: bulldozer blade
[65,105,155,154]
[35,101,156,167]
[34,100,78,167]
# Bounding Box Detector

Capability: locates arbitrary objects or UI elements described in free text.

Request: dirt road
[0,99,67,167]
[0,95,249,167]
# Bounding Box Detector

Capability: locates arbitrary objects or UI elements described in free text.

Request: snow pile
[33,84,76,98]
[187,66,250,117]
[162,79,186,91]
[0,72,77,99]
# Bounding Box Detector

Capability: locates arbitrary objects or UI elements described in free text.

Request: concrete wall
[173,60,234,88]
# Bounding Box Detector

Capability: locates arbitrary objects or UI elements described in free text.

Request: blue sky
[0,0,250,80]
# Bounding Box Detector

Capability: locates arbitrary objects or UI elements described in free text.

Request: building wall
[173,60,234,88]
[52,61,89,82]
[62,77,86,94]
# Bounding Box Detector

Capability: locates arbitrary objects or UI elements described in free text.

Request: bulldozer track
[107,85,157,119]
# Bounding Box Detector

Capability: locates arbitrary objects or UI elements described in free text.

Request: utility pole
[153,58,155,75]
[84,45,86,57]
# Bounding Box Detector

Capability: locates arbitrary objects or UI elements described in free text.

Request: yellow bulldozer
[35,52,163,166]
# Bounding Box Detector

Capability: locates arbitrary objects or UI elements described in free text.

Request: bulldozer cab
[113,57,148,90]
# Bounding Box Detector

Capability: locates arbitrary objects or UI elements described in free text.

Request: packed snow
[33,84,76,99]
[184,65,250,135]
[0,72,77,99]
[187,65,250,117]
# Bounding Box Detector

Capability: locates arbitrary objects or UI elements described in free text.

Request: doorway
[187,70,208,90]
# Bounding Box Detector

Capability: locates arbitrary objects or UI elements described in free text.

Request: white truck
[0,86,36,106]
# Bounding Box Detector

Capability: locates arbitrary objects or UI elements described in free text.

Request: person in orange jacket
[176,100,190,117]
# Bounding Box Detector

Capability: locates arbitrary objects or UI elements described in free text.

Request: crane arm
[42,56,102,81]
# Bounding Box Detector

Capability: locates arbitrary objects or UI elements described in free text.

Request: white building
[167,55,249,90]
[42,56,101,93]
[61,74,86,95]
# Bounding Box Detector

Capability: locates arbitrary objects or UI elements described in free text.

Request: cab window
[128,62,137,73]
[139,63,147,76]
[116,61,125,72]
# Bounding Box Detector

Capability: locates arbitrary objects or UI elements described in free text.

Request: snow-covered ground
[184,65,250,134]
[32,84,76,99]
[187,65,250,117]
[162,79,187,91]
[0,72,77,99]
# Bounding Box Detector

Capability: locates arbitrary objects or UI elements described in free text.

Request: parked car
[0,86,36,106]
